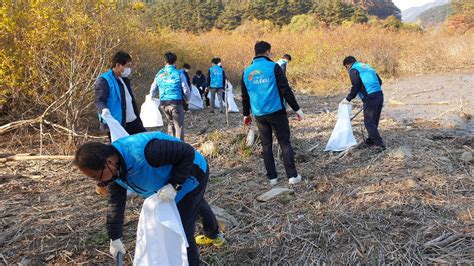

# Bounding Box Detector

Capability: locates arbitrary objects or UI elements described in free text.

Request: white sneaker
[288,174,301,185]
[269,178,279,186]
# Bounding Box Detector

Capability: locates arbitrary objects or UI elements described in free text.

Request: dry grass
[1,91,472,264]
[130,25,474,97]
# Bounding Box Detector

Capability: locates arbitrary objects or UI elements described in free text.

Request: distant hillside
[417,4,452,26]
[402,0,450,22]
[344,0,401,19]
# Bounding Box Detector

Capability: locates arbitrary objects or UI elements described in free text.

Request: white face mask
[121,67,131,78]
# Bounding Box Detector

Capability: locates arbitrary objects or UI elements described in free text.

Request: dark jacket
[192,75,207,93]
[346,68,383,102]
[106,137,207,240]
[95,71,141,127]
[241,56,300,117]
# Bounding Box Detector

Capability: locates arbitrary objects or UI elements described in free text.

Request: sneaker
[195,232,225,247]
[288,174,301,185]
[269,178,279,186]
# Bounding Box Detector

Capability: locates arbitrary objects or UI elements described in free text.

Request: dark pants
[210,88,224,112]
[255,110,298,180]
[124,118,147,135]
[177,171,218,266]
[198,200,219,239]
[162,104,185,141]
[363,93,384,146]
[203,90,210,107]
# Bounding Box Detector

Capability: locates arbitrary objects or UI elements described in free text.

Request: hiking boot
[195,232,225,247]
[269,178,279,186]
[288,174,302,185]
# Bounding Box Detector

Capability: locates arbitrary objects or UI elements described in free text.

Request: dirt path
[384,69,474,136]
[0,72,473,264]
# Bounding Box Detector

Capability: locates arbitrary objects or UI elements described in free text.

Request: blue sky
[392,0,436,11]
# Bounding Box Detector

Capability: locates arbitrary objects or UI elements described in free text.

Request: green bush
[286,14,319,32]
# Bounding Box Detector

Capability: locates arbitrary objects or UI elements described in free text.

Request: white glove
[101,108,111,118]
[158,184,176,201]
[109,239,126,257]
[340,98,350,105]
[145,94,152,101]
[296,109,304,121]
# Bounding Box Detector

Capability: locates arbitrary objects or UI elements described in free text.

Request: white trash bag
[226,81,239,113]
[324,103,357,152]
[140,96,163,128]
[207,89,226,108]
[134,192,189,266]
[246,127,256,147]
[188,85,204,110]
[101,108,129,142]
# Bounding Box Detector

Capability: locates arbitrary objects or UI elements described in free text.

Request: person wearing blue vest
[277,54,292,75]
[207,58,226,113]
[341,56,386,150]
[74,132,224,265]
[241,41,304,186]
[95,51,146,137]
[150,52,191,141]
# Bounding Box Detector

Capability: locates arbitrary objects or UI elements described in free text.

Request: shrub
[286,14,319,32]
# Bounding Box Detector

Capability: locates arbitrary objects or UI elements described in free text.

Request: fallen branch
[423,233,474,249]
[337,141,364,160]
[0,117,42,135]
[43,120,105,139]
[0,154,74,163]
[307,143,320,153]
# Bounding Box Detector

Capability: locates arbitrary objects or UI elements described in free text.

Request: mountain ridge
[343,0,401,19]
[402,0,450,22]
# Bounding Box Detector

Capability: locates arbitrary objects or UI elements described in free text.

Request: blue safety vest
[97,69,123,125]
[112,132,207,203]
[243,57,283,116]
[351,62,382,100]
[155,65,182,102]
[209,65,224,88]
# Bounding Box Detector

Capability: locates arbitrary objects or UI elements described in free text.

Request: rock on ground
[389,146,413,159]
[210,205,238,230]
[256,187,294,202]
[460,151,473,163]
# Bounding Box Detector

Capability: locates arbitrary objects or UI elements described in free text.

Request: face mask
[121,67,131,77]
[97,162,119,187]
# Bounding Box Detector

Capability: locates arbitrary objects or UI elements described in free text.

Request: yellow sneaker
[195,232,225,247]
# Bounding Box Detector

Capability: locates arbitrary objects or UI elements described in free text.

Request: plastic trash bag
[207,89,226,108]
[134,192,189,266]
[246,127,255,147]
[188,85,204,110]
[101,108,129,142]
[226,82,239,113]
[324,103,357,151]
[140,97,164,128]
